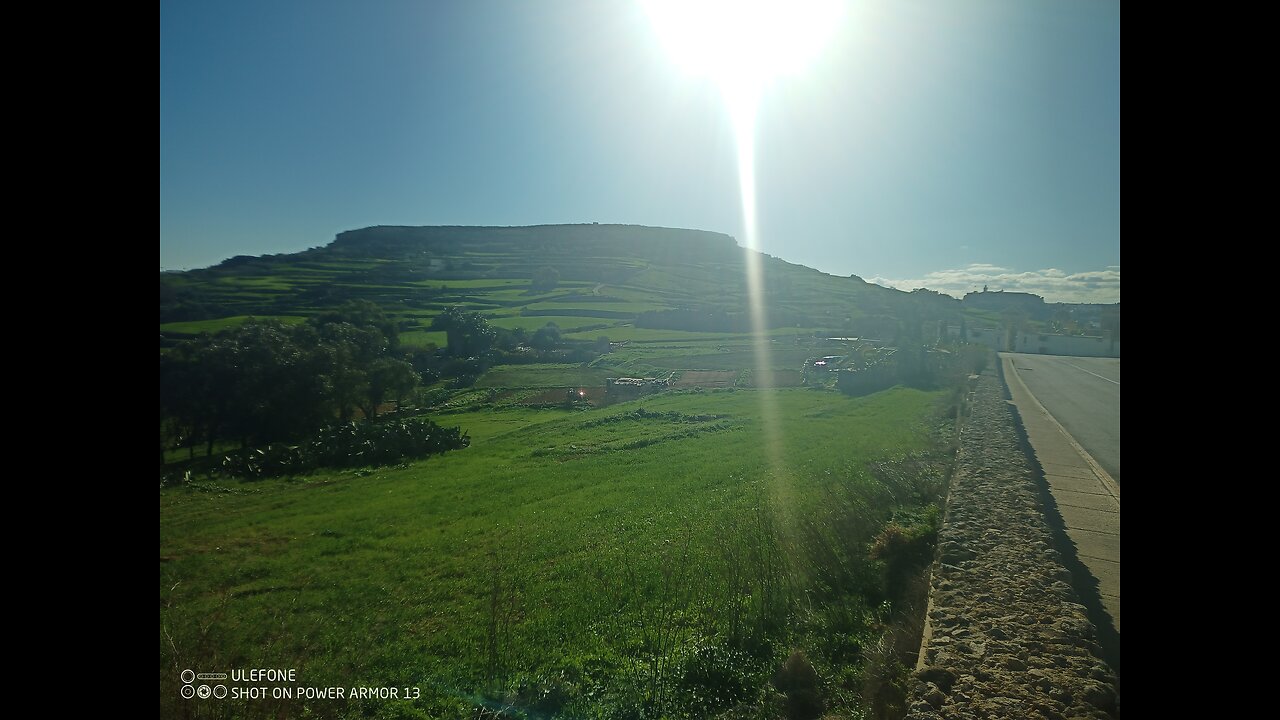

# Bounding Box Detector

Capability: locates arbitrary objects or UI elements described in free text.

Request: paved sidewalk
[1001,354,1121,632]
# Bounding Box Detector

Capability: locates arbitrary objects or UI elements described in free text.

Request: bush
[221,418,469,479]
[772,650,824,720]
[869,510,939,602]
[675,643,756,715]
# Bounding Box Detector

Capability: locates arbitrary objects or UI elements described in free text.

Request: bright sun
[642,1,842,496]
[641,0,841,104]
[642,0,842,519]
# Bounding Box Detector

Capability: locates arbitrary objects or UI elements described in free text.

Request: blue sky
[160,1,1119,303]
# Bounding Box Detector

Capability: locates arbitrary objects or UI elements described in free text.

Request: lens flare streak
[729,84,787,505]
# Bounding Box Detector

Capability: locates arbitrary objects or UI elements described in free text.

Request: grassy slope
[160,226,963,717]
[159,314,308,335]
[160,225,942,342]
[160,387,942,718]
[473,364,617,388]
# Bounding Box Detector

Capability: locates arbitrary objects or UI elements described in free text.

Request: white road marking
[1061,360,1119,386]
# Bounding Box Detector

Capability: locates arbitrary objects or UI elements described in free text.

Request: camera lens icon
[181,669,195,684]
[197,685,212,699]
[213,685,228,699]
[180,685,195,699]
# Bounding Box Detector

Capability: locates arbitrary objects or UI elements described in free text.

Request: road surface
[1002,353,1120,482]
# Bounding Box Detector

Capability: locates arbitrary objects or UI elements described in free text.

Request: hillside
[159,224,976,719]
[160,223,961,346]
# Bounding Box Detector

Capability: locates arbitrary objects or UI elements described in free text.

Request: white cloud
[869,263,1120,304]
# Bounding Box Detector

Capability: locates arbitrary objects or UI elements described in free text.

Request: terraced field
[161,224,943,352]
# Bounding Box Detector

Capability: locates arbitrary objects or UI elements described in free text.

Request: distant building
[1011,332,1119,357]
[947,326,1119,357]
[962,290,1048,319]
[949,326,1007,351]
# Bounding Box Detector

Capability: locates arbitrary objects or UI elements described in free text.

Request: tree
[160,350,202,460]
[493,326,528,352]
[315,319,386,365]
[312,299,400,350]
[360,358,420,419]
[313,324,372,423]
[160,314,423,463]
[174,330,246,456]
[160,319,333,455]
[531,266,560,292]
[430,307,497,357]
[531,323,561,351]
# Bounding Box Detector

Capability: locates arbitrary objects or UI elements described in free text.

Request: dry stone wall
[905,372,1120,719]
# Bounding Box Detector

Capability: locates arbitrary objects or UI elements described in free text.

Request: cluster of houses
[591,321,1117,407]
[950,326,1120,358]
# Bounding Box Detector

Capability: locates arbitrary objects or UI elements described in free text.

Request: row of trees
[428,307,568,356]
[420,308,604,387]
[160,301,419,460]
[160,303,593,462]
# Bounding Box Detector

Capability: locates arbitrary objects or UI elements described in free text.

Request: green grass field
[487,316,615,332]
[411,278,530,289]
[564,326,814,342]
[567,327,742,343]
[398,329,449,348]
[473,363,617,388]
[524,300,670,314]
[160,315,308,335]
[643,349,815,371]
[160,225,974,718]
[160,386,947,719]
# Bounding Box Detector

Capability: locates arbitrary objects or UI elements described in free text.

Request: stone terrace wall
[905,373,1120,719]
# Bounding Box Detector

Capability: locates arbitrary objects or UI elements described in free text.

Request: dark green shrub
[675,643,756,715]
[221,418,469,479]
[772,650,823,720]
[869,512,939,602]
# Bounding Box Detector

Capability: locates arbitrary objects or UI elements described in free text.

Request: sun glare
[643,0,842,515]
[641,0,842,248]
[642,0,840,100]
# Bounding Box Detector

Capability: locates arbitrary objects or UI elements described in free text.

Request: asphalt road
[1002,353,1120,482]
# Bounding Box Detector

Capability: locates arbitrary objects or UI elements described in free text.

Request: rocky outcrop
[906,373,1119,719]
